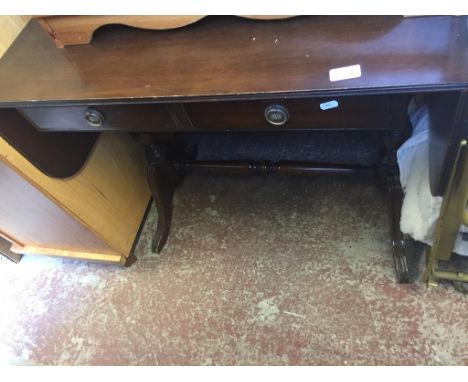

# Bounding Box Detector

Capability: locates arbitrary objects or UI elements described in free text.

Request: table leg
[146,143,181,253]
[383,150,420,283]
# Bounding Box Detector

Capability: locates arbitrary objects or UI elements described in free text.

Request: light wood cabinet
[0,16,151,264]
[0,16,30,58]
[0,133,151,264]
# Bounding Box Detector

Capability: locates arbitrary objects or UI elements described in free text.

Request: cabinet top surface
[0,15,467,106]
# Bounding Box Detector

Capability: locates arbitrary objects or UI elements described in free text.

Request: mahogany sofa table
[0,16,467,281]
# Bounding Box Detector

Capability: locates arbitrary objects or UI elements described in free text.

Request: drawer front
[19,104,178,132]
[184,96,392,130]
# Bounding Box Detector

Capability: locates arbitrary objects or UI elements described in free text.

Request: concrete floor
[0,174,467,365]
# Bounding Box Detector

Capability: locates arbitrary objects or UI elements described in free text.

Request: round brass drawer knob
[84,108,105,127]
[265,104,289,126]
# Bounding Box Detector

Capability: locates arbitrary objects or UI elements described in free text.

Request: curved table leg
[384,150,420,283]
[146,143,181,253]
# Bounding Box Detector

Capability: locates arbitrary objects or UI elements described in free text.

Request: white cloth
[397,100,468,256]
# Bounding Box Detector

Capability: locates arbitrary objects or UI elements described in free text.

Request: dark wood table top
[0,15,467,107]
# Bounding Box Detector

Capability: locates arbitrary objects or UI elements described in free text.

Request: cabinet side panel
[0,133,151,256]
[0,16,30,59]
[0,160,115,256]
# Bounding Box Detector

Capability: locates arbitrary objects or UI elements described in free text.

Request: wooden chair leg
[146,143,181,253]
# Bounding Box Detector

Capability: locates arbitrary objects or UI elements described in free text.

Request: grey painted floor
[0,174,467,365]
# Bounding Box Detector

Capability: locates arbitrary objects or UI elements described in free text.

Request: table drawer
[19,104,178,132]
[184,96,392,130]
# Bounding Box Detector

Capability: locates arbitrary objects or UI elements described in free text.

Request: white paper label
[320,100,339,110]
[329,65,361,82]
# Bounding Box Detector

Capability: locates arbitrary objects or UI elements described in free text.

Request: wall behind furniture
[0,16,30,58]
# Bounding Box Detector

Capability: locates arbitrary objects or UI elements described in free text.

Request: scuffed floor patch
[0,174,467,365]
